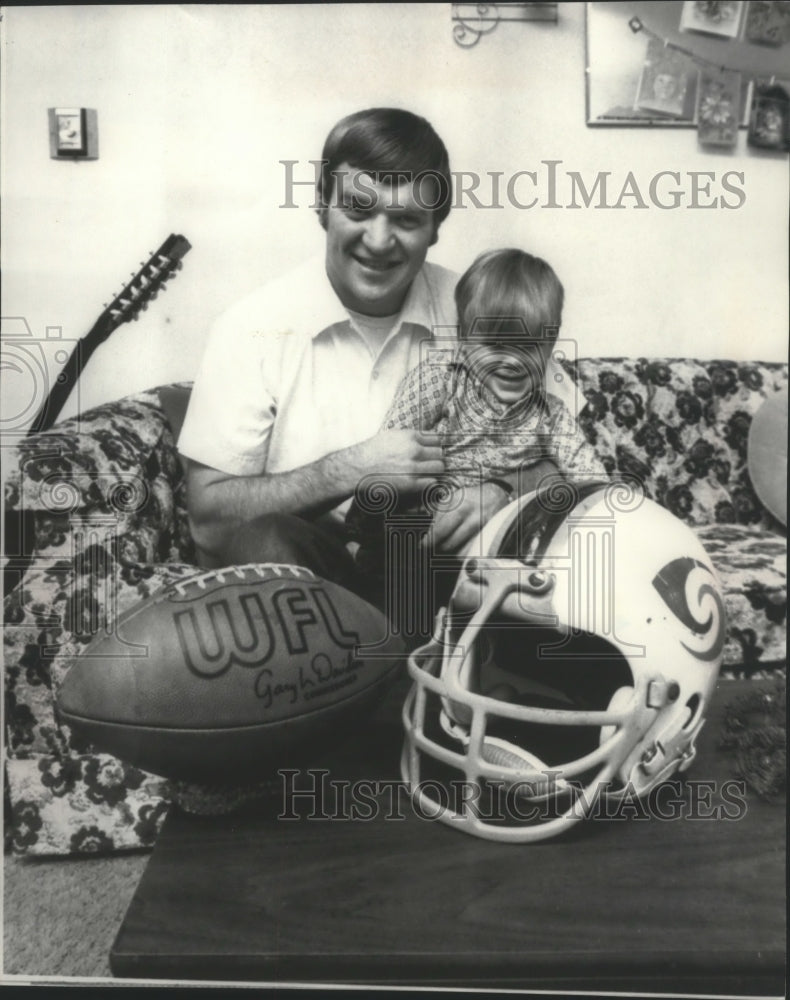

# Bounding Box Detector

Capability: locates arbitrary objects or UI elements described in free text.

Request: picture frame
[747,79,790,149]
[634,37,694,117]
[679,0,745,38]
[696,67,743,145]
[48,107,99,159]
[55,108,85,153]
[745,0,790,46]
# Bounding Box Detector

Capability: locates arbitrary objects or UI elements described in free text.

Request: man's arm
[187,428,445,561]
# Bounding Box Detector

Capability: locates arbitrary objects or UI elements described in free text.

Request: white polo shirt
[178,253,459,484]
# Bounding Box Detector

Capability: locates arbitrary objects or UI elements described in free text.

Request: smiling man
[179,108,508,594]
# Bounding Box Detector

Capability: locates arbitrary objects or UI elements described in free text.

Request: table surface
[110,676,786,992]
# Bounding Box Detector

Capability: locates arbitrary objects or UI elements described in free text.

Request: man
[178,107,517,596]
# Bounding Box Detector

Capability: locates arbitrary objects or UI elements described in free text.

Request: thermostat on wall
[48,107,98,159]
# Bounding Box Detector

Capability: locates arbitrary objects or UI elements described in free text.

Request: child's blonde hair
[454,248,564,343]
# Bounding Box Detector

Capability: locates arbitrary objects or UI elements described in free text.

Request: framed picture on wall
[747,79,790,149]
[679,0,745,38]
[745,0,790,45]
[634,37,694,116]
[54,108,86,154]
[696,67,743,146]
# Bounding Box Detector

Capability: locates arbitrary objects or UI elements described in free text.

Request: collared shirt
[178,252,459,495]
[381,358,608,480]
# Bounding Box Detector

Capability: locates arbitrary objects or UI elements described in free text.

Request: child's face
[463,339,552,405]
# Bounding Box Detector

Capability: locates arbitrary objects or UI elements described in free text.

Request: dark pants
[218,513,359,591]
[213,512,459,642]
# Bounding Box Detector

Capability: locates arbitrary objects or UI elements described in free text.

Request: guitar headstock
[102,234,192,337]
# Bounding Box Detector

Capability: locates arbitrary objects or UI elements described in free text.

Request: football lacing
[168,563,315,596]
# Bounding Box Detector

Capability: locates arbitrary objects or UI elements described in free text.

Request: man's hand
[346,428,445,495]
[427,480,511,555]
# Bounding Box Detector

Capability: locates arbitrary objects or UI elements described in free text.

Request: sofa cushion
[569,359,788,530]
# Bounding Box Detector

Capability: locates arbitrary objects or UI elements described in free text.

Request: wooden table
[110,676,786,992]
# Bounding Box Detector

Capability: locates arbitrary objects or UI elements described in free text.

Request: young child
[346,247,608,580]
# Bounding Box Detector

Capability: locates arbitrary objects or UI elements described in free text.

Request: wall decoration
[747,80,790,148]
[744,0,790,45]
[680,1,745,38]
[635,37,695,116]
[55,109,85,152]
[586,2,788,129]
[451,2,558,48]
[697,67,743,145]
[48,107,98,159]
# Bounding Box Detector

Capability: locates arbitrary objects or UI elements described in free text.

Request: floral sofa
[3,359,787,856]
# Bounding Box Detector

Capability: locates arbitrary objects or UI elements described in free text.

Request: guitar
[27,233,192,435]
[747,387,788,528]
[3,234,192,598]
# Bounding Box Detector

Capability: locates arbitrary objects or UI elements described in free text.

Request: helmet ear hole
[600,686,635,745]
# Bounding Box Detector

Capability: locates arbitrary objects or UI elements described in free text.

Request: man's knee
[220,513,308,567]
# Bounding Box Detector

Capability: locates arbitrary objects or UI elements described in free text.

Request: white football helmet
[401,480,726,842]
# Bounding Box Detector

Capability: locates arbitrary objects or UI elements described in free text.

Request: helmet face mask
[401,483,725,843]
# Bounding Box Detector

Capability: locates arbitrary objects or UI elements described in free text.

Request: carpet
[3,849,149,981]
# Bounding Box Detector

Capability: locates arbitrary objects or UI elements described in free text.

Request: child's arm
[546,398,610,480]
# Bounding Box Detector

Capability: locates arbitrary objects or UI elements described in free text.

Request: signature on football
[256,652,360,708]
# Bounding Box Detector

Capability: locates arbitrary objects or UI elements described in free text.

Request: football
[56,563,406,783]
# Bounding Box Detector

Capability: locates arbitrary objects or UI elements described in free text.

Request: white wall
[1,3,787,428]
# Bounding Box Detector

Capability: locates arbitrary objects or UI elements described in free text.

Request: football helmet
[401,480,726,842]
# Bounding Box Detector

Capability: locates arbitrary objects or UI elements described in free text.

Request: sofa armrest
[3,389,193,574]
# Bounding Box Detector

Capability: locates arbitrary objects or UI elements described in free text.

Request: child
[346,247,608,580]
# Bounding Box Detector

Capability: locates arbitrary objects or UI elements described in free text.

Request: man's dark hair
[316,107,452,232]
